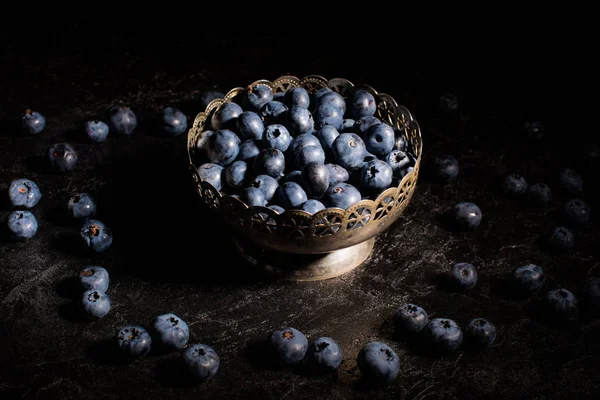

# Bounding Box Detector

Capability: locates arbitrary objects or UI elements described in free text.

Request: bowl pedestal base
[233,236,376,281]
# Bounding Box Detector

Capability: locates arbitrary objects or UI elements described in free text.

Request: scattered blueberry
[524,120,544,140]
[161,107,188,136]
[8,178,42,208]
[68,193,96,219]
[364,123,395,156]
[108,106,137,134]
[340,119,355,132]
[582,277,600,307]
[558,168,583,194]
[526,183,552,206]
[393,303,429,335]
[284,87,310,109]
[452,202,482,230]
[322,183,362,210]
[326,164,350,185]
[79,266,109,293]
[512,264,545,293]
[268,327,308,366]
[422,318,463,353]
[152,313,190,350]
[359,160,393,195]
[48,142,78,172]
[301,162,330,199]
[277,182,308,209]
[298,199,326,214]
[197,163,224,191]
[81,289,111,320]
[353,116,381,137]
[225,160,249,189]
[449,262,478,290]
[561,198,591,227]
[199,90,225,110]
[306,337,342,372]
[287,106,314,135]
[243,84,273,112]
[22,109,46,135]
[241,187,267,206]
[263,124,292,152]
[465,318,496,349]
[351,90,377,119]
[547,225,575,251]
[547,288,578,320]
[116,325,152,358]
[314,103,343,130]
[502,174,528,196]
[237,111,265,140]
[253,148,286,179]
[250,175,279,202]
[259,101,288,125]
[84,120,109,142]
[295,145,326,169]
[211,102,243,131]
[432,154,459,182]
[6,211,38,240]
[356,341,400,386]
[206,129,241,166]
[182,343,220,381]
[80,219,113,252]
[237,139,262,163]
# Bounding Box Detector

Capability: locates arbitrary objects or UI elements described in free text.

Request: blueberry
[250,175,279,202]
[326,164,350,185]
[272,91,284,101]
[284,170,303,184]
[314,103,343,130]
[79,266,109,293]
[393,303,429,335]
[291,133,322,158]
[237,139,262,163]
[526,183,552,206]
[6,211,38,240]
[277,182,308,209]
[84,120,109,142]
[356,341,400,385]
[453,202,482,230]
[116,325,152,358]
[332,133,373,170]
[259,101,289,126]
[558,168,583,194]
[225,160,249,189]
[22,109,46,135]
[48,142,78,172]
[547,288,578,320]
[210,102,243,131]
[317,91,346,115]
[199,90,225,110]
[284,87,310,109]
[269,327,308,366]
[81,289,110,320]
[396,166,415,180]
[351,90,377,119]
[237,111,265,140]
[561,198,591,227]
[512,264,545,293]
[316,126,340,153]
[422,318,463,353]
[547,225,575,251]
[394,130,408,152]
[287,106,314,136]
[432,154,459,182]
[386,150,411,179]
[449,262,478,290]
[312,87,333,104]
[253,148,286,179]
[301,162,330,199]
[152,313,190,350]
[8,178,42,208]
[80,219,113,252]
[502,174,528,196]
[353,116,381,137]
[440,93,459,111]
[340,119,355,132]
[68,193,96,219]
[197,163,224,191]
[206,129,241,166]
[524,120,544,140]
[298,199,326,214]
[182,344,220,381]
[243,84,273,112]
[364,123,395,156]
[194,130,214,155]
[359,160,393,195]
[161,107,188,136]
[323,183,362,210]
[241,187,267,206]
[306,337,342,372]
[268,205,285,214]
[263,124,292,152]
[465,318,496,349]
[108,106,137,135]
[295,145,326,169]
[582,277,600,307]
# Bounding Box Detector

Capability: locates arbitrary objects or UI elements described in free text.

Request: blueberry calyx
[86,224,101,237]
[88,291,101,302]
[315,342,329,352]
[380,347,394,361]
[441,320,451,329]
[194,348,206,356]
[282,331,295,340]
[168,317,179,326]
[72,195,81,203]
[81,269,95,277]
[334,187,344,194]
[349,140,357,148]
[474,319,487,327]
[121,328,141,342]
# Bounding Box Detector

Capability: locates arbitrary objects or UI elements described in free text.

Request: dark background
[1,18,598,399]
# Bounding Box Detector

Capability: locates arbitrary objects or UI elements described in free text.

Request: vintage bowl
[186,75,423,281]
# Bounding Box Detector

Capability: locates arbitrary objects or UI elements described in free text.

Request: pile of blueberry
[194,84,416,213]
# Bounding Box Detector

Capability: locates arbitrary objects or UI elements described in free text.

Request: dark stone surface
[1,19,599,399]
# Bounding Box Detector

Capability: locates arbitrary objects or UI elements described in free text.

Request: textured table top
[1,21,599,399]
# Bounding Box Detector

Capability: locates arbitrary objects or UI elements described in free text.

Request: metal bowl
[186,75,422,279]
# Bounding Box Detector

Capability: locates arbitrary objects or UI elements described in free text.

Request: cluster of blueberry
[195,84,416,213]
